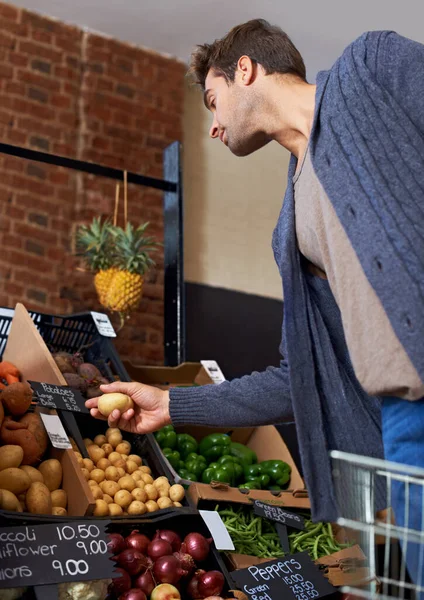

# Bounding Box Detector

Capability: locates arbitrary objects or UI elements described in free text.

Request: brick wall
[0,3,185,364]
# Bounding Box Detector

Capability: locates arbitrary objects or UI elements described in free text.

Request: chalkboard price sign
[253,500,305,531]
[29,381,89,414]
[231,552,335,600]
[0,521,112,588]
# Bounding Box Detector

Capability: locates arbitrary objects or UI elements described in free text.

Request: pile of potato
[73,428,185,517]
[0,445,68,515]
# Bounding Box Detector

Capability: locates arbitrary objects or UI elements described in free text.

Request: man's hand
[85,381,171,434]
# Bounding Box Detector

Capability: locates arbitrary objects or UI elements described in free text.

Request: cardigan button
[374,257,383,271]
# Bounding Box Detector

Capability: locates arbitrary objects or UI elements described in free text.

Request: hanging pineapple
[75,217,117,306]
[105,222,158,315]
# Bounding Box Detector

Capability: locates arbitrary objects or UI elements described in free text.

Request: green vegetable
[178,468,197,482]
[155,425,177,449]
[229,441,257,467]
[216,504,352,560]
[162,447,181,470]
[184,453,207,478]
[217,455,243,481]
[176,433,198,459]
[260,459,291,487]
[201,462,236,485]
[238,479,261,490]
[198,433,231,462]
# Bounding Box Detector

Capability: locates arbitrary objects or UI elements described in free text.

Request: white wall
[182,80,290,301]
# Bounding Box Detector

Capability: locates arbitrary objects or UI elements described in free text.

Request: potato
[20,465,44,484]
[100,480,120,497]
[38,459,62,492]
[51,489,67,509]
[93,499,109,517]
[116,467,126,478]
[120,454,128,461]
[52,507,67,516]
[132,471,143,482]
[108,451,122,464]
[74,452,82,459]
[106,428,120,437]
[127,500,146,515]
[139,466,152,475]
[0,489,21,511]
[82,458,94,472]
[169,484,185,503]
[108,432,123,449]
[94,435,107,447]
[96,458,111,471]
[101,443,114,456]
[88,446,105,464]
[108,503,123,516]
[0,468,31,495]
[114,459,127,471]
[144,484,158,501]
[114,489,132,508]
[116,441,131,455]
[88,479,98,488]
[91,486,103,500]
[128,454,142,467]
[0,446,24,471]
[90,469,105,484]
[173,502,183,508]
[84,438,93,447]
[126,460,138,475]
[98,393,134,418]
[103,494,113,504]
[140,473,154,485]
[132,487,147,503]
[153,476,169,488]
[76,457,84,467]
[145,500,159,513]
[157,497,173,510]
[26,482,52,514]
[81,468,90,481]
[118,475,136,492]
[104,466,119,482]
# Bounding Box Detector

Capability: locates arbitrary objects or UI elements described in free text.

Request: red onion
[173,543,195,575]
[150,584,181,600]
[134,570,155,596]
[153,555,185,585]
[108,533,126,555]
[198,571,224,597]
[187,570,205,599]
[119,590,147,600]
[117,549,149,576]
[112,568,131,596]
[126,531,150,555]
[147,538,173,560]
[154,529,182,552]
[183,533,212,562]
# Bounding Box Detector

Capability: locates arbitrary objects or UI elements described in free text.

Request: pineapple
[105,222,158,315]
[75,218,116,307]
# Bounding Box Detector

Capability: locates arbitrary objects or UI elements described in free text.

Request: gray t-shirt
[294,148,424,400]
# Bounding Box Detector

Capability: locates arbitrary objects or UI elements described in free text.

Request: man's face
[204,68,270,157]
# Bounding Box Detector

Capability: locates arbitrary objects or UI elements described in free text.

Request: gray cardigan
[169,31,424,521]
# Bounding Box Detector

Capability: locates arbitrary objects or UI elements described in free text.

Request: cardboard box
[2,303,95,517]
[122,360,214,389]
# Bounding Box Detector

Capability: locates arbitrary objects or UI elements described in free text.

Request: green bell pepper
[162,447,181,470]
[155,425,177,449]
[217,456,243,481]
[229,442,257,467]
[201,462,235,485]
[239,479,261,490]
[260,460,291,487]
[244,464,264,479]
[178,468,197,482]
[199,433,231,462]
[176,433,198,459]
[185,453,207,478]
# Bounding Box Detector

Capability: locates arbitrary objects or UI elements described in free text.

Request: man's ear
[235,55,256,86]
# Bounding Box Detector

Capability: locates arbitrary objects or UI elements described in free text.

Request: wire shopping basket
[331,450,424,600]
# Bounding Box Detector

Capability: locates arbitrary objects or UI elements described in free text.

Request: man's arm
[169,361,294,427]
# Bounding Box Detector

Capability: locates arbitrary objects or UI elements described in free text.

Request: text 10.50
[56,524,101,542]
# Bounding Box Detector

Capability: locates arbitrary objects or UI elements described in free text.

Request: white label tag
[91,311,116,337]
[199,510,235,551]
[40,414,72,449]
[201,360,226,384]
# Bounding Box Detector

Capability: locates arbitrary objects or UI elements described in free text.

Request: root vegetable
[154,530,181,553]
[140,473,153,485]
[101,480,120,497]
[81,468,90,481]
[96,458,111,471]
[157,497,173,510]
[0,468,31,495]
[88,479,98,488]
[26,482,52,514]
[105,466,120,482]
[144,484,158,501]
[98,393,133,418]
[116,467,126,478]
[101,443,113,456]
[78,362,102,380]
[145,500,159,513]
[128,454,142,466]
[91,486,103,500]
[114,489,132,508]
[0,446,24,471]
[108,533,126,555]
[150,583,181,600]
[1,382,32,416]
[82,458,94,472]
[90,469,105,484]
[106,427,120,437]
[108,432,123,448]
[87,446,105,463]
[169,485,184,503]
[0,489,21,511]
[103,494,113,504]
[116,441,131,455]
[132,488,147,503]
[52,507,67,516]
[108,451,121,464]
[126,460,138,474]
[51,489,67,508]
[93,499,109,516]
[94,435,107,446]
[108,503,123,516]
[173,502,183,508]
[125,532,150,554]
[114,458,127,470]
[84,438,93,447]
[119,475,136,492]
[132,471,143,482]
[127,501,146,515]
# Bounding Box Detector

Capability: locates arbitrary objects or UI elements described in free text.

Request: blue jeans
[382,397,424,591]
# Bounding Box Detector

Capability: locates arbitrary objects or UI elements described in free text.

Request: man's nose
[209,116,219,139]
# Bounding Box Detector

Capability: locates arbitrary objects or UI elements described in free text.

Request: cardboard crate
[123,360,215,388]
[0,303,95,519]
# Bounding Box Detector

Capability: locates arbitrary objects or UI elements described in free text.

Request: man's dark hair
[188,18,306,89]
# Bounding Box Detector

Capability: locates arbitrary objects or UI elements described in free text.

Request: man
[88,20,424,584]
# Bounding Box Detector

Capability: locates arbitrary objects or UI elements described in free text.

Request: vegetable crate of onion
[107,508,234,600]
